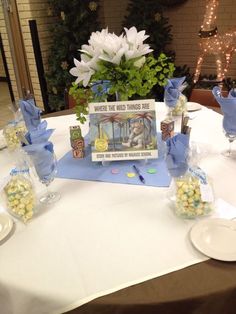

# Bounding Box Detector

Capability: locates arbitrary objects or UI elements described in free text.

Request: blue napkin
[23,121,55,181]
[25,121,54,146]
[91,80,111,98]
[19,98,41,131]
[166,133,190,177]
[23,142,55,181]
[164,77,186,108]
[212,86,236,135]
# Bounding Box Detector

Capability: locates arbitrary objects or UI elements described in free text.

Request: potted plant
[69,27,175,123]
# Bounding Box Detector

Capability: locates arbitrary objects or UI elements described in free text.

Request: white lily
[70,27,154,85]
[125,27,149,46]
[99,33,128,65]
[124,27,153,60]
[70,58,95,87]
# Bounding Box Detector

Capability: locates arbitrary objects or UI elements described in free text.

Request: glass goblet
[39,154,60,204]
[221,113,236,157]
[222,130,236,157]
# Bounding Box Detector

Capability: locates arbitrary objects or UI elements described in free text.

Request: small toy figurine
[69,125,85,158]
[160,119,174,141]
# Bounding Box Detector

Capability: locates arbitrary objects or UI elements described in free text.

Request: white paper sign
[200,183,214,203]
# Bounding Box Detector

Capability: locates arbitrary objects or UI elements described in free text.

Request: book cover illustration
[89,99,158,162]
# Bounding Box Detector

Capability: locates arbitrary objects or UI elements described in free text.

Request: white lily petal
[69,67,79,77]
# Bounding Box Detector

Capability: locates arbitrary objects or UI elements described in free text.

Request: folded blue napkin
[166,133,190,177]
[23,142,55,181]
[164,77,186,108]
[25,121,54,146]
[23,121,55,181]
[212,86,236,135]
[19,98,41,131]
[91,80,111,98]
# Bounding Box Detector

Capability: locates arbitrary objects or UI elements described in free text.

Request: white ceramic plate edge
[189,218,236,262]
[0,214,13,242]
[187,102,202,112]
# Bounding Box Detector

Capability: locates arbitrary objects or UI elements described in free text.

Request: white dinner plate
[0,214,13,242]
[187,102,202,112]
[190,218,236,261]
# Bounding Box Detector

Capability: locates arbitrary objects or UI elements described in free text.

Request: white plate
[0,214,13,242]
[187,102,202,112]
[190,218,236,261]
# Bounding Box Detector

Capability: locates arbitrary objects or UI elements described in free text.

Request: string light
[194,0,236,83]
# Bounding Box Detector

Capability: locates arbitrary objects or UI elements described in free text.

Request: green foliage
[46,0,100,112]
[70,53,174,123]
[69,83,92,124]
[93,54,174,100]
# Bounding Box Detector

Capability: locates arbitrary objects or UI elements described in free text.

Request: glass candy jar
[172,169,214,219]
[3,120,27,151]
[3,167,36,223]
[172,94,187,117]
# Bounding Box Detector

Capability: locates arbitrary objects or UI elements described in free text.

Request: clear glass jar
[172,94,187,116]
[3,120,27,151]
[3,166,36,223]
[172,171,214,219]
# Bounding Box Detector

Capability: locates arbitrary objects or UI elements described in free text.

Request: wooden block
[161,130,174,141]
[72,149,85,159]
[70,138,84,150]
[161,119,174,141]
[160,119,174,132]
[70,125,82,140]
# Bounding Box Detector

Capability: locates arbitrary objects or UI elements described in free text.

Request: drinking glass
[222,128,236,157]
[39,154,60,204]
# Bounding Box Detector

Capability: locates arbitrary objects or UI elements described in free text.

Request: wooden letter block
[70,125,82,140]
[70,138,85,150]
[160,119,174,141]
[72,149,85,159]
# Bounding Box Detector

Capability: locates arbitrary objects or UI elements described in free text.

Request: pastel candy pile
[3,121,27,151]
[175,176,213,218]
[172,94,187,116]
[4,176,35,223]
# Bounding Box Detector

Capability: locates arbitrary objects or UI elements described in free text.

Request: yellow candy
[127,172,136,178]
[26,203,33,211]
[4,174,35,222]
[174,175,214,218]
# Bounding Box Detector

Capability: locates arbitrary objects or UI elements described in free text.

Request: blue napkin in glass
[23,142,55,181]
[25,121,54,146]
[212,86,236,135]
[23,121,55,181]
[166,133,190,177]
[19,98,41,131]
[164,77,186,108]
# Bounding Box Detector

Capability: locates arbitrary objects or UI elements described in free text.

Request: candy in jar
[3,120,27,151]
[172,94,187,116]
[174,168,214,218]
[3,168,36,223]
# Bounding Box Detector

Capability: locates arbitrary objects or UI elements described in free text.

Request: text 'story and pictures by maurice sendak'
[89,99,158,162]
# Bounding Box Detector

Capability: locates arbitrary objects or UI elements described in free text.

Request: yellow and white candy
[172,94,187,116]
[3,121,27,151]
[174,176,213,218]
[4,176,35,223]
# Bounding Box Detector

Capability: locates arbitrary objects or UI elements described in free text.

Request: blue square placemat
[56,137,171,187]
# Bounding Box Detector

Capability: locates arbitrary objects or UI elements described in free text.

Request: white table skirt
[0,103,235,314]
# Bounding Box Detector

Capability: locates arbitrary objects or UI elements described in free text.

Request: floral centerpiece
[69,26,175,123]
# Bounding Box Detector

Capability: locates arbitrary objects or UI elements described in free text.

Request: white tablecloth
[0,103,235,314]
